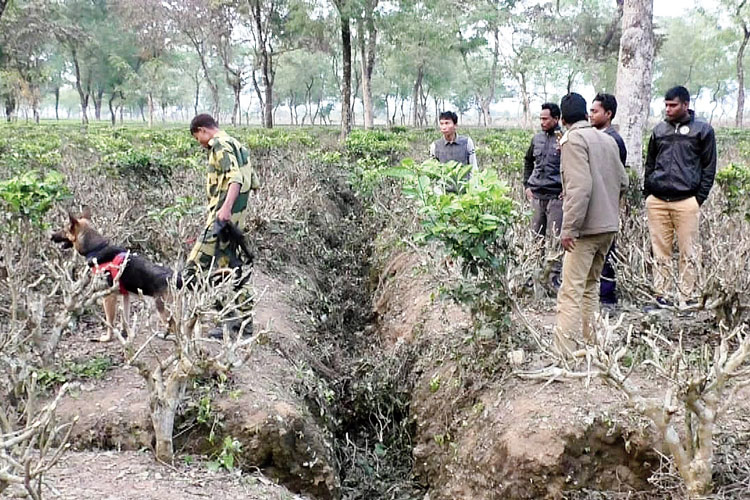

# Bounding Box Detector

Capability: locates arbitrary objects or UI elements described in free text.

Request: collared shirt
[204,130,254,223]
[429,135,478,169]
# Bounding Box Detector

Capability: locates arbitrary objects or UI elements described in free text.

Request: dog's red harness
[92,252,128,295]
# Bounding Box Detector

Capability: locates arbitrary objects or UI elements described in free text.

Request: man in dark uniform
[523,102,563,289]
[589,93,627,309]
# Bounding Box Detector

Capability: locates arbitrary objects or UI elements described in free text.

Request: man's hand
[561,235,576,252]
[525,188,533,201]
[216,205,232,222]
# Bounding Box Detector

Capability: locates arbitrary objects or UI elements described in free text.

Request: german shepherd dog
[51,207,179,342]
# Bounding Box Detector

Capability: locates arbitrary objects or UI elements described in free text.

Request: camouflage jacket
[204,130,255,225]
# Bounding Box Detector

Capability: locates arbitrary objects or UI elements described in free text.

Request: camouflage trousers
[184,214,253,318]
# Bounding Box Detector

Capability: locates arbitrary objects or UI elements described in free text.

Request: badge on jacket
[679,125,690,135]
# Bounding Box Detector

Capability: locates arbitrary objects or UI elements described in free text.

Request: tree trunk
[518,71,531,129]
[71,49,90,126]
[736,23,750,127]
[94,89,104,121]
[108,92,117,126]
[338,8,352,138]
[54,87,60,120]
[148,376,185,464]
[411,66,424,127]
[357,2,377,130]
[148,92,154,127]
[263,76,273,128]
[31,87,40,124]
[614,0,655,176]
[194,79,200,117]
[232,83,241,126]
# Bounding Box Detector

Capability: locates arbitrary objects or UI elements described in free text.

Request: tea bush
[388,158,519,324]
[715,163,750,216]
[0,169,71,228]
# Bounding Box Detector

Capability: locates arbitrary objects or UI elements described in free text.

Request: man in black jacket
[523,102,563,289]
[644,86,716,305]
[589,93,627,309]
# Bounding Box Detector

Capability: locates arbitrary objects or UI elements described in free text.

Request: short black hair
[541,102,561,119]
[560,93,587,124]
[593,93,618,120]
[439,111,458,124]
[190,114,219,134]
[664,86,690,103]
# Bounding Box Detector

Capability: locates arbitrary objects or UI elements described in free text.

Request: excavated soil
[49,267,339,499]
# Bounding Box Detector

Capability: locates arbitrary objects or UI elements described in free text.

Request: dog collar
[84,241,110,260]
[92,252,128,295]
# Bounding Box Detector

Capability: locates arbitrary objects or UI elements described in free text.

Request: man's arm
[523,140,534,187]
[560,132,592,240]
[643,131,656,198]
[696,127,717,205]
[217,183,241,221]
[466,137,478,169]
[617,136,627,167]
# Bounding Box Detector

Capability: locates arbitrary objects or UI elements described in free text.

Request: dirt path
[44,450,308,500]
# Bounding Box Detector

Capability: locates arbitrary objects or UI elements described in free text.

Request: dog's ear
[68,212,78,229]
[80,205,92,220]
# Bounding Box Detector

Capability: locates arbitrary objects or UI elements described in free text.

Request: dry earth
[43,266,339,499]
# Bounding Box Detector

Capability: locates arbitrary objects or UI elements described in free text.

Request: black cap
[560,93,587,124]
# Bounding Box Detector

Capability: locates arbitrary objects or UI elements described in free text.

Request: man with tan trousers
[554,93,628,356]
[644,86,716,308]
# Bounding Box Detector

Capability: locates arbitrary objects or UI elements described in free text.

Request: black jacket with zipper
[644,110,717,205]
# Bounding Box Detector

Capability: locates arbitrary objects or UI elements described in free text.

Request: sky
[654,0,699,18]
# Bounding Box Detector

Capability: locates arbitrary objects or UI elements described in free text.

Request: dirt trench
[370,249,663,499]
[46,152,663,500]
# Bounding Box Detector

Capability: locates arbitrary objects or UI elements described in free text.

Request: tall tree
[457,0,514,126]
[614,0,654,176]
[728,0,750,127]
[163,0,223,118]
[0,0,52,123]
[356,0,378,128]
[334,0,352,137]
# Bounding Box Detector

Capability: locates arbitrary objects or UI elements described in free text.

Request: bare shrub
[0,378,76,500]
[520,316,750,497]
[116,268,257,463]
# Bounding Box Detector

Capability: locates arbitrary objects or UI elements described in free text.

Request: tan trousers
[646,195,700,298]
[554,232,615,355]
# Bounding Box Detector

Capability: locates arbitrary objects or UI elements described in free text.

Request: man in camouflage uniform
[187,113,257,336]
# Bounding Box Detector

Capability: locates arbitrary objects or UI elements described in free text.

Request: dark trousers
[599,238,617,304]
[531,196,563,237]
[531,196,563,285]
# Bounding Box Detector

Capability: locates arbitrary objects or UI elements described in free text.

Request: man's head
[540,102,560,132]
[190,114,220,148]
[664,86,690,122]
[590,93,617,130]
[560,93,587,126]
[438,111,459,139]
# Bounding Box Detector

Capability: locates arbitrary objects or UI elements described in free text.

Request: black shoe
[600,301,618,314]
[642,296,673,313]
[208,320,253,339]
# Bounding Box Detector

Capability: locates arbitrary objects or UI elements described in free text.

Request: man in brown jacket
[554,93,629,356]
